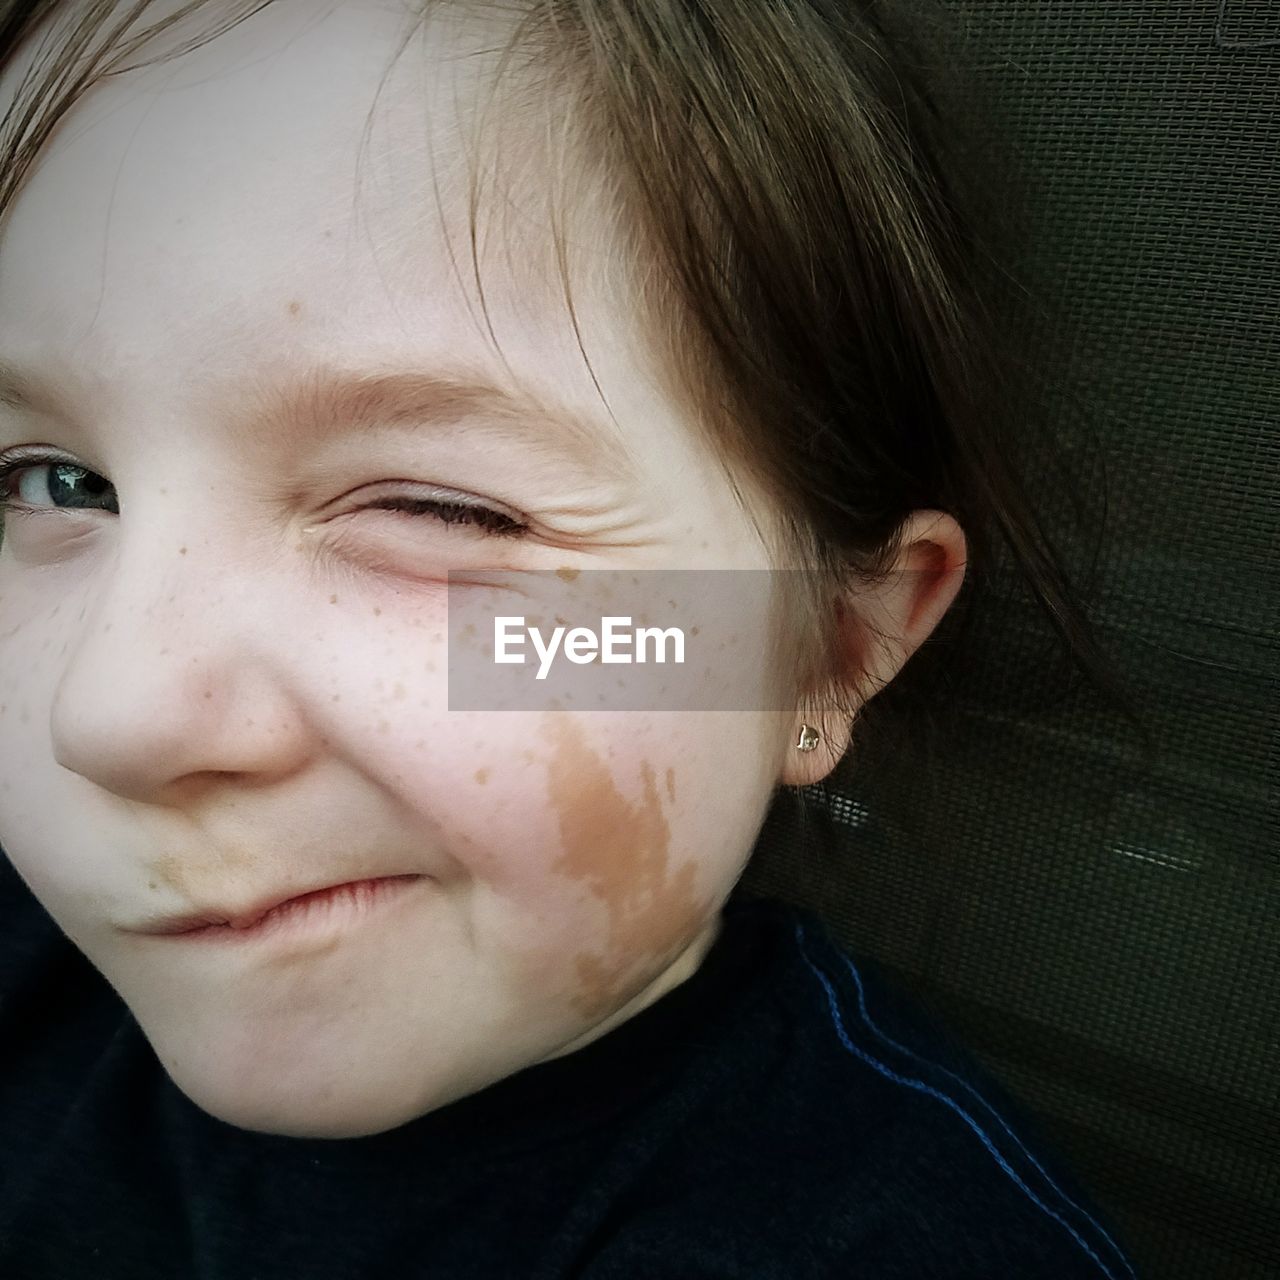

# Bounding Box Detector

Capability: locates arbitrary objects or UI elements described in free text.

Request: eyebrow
[242,362,641,480]
[0,358,640,481]
[0,361,33,411]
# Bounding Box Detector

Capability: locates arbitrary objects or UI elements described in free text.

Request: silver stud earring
[795,723,821,752]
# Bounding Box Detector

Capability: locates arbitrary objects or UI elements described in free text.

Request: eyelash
[0,452,530,539]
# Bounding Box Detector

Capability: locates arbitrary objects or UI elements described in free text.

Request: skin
[0,0,965,1139]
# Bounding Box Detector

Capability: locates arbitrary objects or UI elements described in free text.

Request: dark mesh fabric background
[740,4,1278,1279]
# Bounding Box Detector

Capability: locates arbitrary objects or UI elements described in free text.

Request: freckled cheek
[433,720,734,898]
[0,611,64,688]
[332,699,562,890]
[0,632,66,817]
[0,610,103,880]
[0,780,93,917]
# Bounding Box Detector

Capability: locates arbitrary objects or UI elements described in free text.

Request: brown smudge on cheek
[149,838,255,895]
[542,716,704,1020]
[151,854,188,895]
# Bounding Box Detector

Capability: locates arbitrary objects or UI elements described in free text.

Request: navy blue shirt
[0,850,1139,1278]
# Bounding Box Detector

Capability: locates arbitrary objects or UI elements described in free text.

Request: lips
[130,874,425,935]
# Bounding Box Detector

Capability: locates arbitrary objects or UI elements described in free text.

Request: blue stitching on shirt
[796,921,1135,1280]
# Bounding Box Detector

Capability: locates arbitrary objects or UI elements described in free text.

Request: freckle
[288,299,301,317]
[331,694,341,702]
[245,718,255,727]
[330,594,338,605]
[203,690,213,700]
[474,767,489,784]
[178,547,187,555]
[522,749,535,763]
[104,623,112,633]
[414,739,426,749]
[555,567,579,581]
[159,648,169,656]
[690,626,699,637]
[148,881,157,890]
[374,607,382,616]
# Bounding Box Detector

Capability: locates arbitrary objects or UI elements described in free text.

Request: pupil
[50,465,119,514]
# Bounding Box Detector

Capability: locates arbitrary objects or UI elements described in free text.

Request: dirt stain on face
[541,715,705,1019]
[149,839,255,897]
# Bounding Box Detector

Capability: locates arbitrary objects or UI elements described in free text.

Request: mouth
[130,874,428,937]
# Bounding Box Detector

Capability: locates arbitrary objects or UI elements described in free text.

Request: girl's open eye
[0,455,119,515]
[0,452,529,539]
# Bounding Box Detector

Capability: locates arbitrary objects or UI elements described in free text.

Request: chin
[172,1069,442,1139]
[151,1036,463,1140]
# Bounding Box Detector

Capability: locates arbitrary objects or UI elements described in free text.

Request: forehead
[0,0,652,441]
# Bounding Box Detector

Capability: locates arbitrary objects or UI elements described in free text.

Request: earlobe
[778,711,854,787]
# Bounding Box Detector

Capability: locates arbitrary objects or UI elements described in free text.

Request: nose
[48,524,313,803]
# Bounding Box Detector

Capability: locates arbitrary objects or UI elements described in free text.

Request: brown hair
[0,0,1153,793]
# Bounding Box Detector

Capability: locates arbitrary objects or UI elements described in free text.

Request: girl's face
[0,2,799,1136]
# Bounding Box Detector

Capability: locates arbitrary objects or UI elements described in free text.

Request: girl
[0,1,1144,1275]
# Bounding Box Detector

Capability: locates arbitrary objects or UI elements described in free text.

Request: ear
[779,509,967,787]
